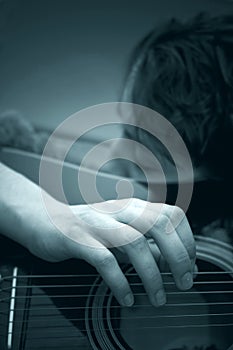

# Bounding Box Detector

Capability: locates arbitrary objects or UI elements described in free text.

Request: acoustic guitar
[0,148,233,350]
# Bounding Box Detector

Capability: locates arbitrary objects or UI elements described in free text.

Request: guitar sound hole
[1,236,232,349]
[86,259,233,350]
[119,261,233,350]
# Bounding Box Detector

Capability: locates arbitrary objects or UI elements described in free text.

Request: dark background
[0,0,232,135]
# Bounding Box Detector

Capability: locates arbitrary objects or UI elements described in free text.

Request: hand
[27,197,196,307]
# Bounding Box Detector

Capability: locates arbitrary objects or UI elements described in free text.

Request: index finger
[82,246,134,307]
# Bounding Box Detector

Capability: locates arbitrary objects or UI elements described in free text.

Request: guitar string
[1,301,233,314]
[0,280,233,294]
[1,289,233,303]
[0,272,232,334]
[1,309,233,331]
[2,311,233,329]
[1,271,232,303]
[1,278,233,300]
[2,315,233,337]
[1,277,232,344]
[3,319,233,335]
[2,322,233,341]
[1,270,233,281]
[1,270,232,290]
[25,346,89,350]
[2,303,233,339]
[27,346,91,350]
[1,279,233,292]
[3,326,233,344]
[28,346,89,348]
[22,346,88,349]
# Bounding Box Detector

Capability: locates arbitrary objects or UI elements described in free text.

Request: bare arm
[0,162,195,307]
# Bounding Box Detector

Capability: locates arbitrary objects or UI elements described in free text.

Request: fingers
[150,214,193,290]
[123,235,166,306]
[81,246,134,307]
[69,200,196,309]
[70,220,167,307]
[161,205,196,270]
[114,199,195,291]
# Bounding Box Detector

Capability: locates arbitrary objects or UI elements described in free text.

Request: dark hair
[122,13,233,170]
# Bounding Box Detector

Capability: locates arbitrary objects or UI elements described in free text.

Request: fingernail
[181,272,193,289]
[123,293,134,307]
[155,289,166,306]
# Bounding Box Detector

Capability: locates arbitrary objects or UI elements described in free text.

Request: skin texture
[0,162,195,307]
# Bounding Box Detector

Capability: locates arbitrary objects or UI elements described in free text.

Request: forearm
[0,162,196,306]
[0,162,54,250]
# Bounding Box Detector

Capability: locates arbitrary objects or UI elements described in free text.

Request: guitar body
[0,235,95,349]
[1,234,233,350]
[0,148,233,349]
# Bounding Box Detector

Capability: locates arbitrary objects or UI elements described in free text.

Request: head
[121,13,233,182]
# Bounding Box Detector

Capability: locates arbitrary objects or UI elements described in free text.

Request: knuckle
[155,213,175,235]
[146,212,158,227]
[130,236,147,251]
[174,206,185,216]
[131,198,144,207]
[165,205,184,218]
[158,214,171,226]
[94,252,116,269]
[163,206,186,230]
[173,206,185,224]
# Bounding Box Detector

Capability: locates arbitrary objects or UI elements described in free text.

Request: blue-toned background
[0,0,232,134]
